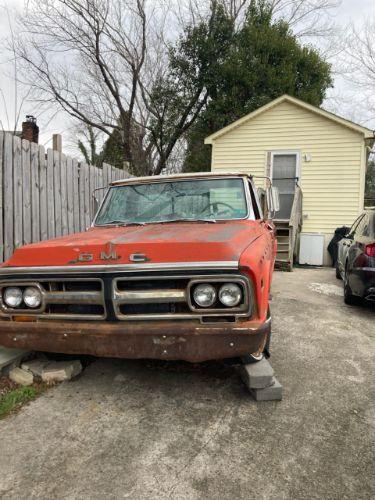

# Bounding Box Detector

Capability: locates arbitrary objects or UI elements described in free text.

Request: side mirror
[266,186,280,217]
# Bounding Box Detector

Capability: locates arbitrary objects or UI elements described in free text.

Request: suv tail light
[365,243,375,258]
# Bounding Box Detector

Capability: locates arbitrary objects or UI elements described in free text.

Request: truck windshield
[95,178,250,225]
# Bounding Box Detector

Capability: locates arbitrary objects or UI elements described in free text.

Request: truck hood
[4,220,262,268]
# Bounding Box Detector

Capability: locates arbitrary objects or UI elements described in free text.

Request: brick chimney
[21,115,39,143]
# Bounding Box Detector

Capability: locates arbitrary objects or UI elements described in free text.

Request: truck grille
[0,272,252,322]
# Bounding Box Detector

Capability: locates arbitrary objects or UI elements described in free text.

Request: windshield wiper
[96,220,145,227]
[148,218,217,224]
[97,218,217,226]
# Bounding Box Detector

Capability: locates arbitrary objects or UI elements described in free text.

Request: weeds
[0,385,38,419]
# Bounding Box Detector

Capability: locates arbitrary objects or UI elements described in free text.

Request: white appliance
[299,233,325,266]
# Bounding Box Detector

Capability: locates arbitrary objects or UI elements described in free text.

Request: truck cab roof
[110,171,253,187]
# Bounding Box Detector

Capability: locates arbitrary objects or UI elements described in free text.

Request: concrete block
[239,358,274,389]
[9,367,34,386]
[0,346,31,372]
[21,358,49,378]
[42,360,82,383]
[249,377,282,401]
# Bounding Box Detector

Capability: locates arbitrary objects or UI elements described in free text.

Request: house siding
[210,100,365,262]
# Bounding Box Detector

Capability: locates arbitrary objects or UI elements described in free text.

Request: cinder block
[0,347,31,373]
[249,377,282,401]
[22,358,49,378]
[239,357,274,389]
[42,360,82,383]
[9,367,34,386]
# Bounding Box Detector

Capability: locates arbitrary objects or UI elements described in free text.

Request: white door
[271,152,299,220]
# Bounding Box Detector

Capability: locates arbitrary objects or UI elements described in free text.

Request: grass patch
[0,385,38,419]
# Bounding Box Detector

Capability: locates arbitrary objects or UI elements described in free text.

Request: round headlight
[193,284,217,307]
[3,287,23,308]
[218,283,242,307]
[23,287,42,308]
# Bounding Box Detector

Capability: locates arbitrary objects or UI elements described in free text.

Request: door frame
[269,150,301,183]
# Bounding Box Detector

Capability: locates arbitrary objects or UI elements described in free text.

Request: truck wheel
[241,352,264,364]
[241,309,271,364]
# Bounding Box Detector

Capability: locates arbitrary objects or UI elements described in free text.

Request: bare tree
[174,0,340,34]
[268,0,340,38]
[14,0,341,175]
[342,18,375,124]
[15,0,226,175]
[15,0,172,174]
[0,2,33,133]
[16,0,147,170]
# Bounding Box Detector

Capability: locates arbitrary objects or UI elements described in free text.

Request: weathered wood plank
[66,156,74,234]
[88,164,94,220]
[92,165,97,219]
[22,139,32,245]
[46,149,55,239]
[39,146,48,241]
[3,134,13,260]
[13,136,23,250]
[83,163,90,229]
[97,167,104,205]
[78,162,85,231]
[30,142,40,243]
[53,151,62,236]
[103,163,109,188]
[72,159,80,233]
[60,154,68,236]
[0,133,3,261]
[107,164,113,184]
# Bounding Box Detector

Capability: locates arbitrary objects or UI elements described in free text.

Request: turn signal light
[365,244,375,258]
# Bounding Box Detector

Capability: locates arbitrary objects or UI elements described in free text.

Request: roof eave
[204,94,375,143]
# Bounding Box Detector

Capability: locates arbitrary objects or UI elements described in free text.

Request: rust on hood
[3,220,262,268]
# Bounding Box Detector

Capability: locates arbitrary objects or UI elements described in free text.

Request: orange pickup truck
[0,172,278,362]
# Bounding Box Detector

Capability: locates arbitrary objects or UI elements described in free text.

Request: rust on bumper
[0,318,270,363]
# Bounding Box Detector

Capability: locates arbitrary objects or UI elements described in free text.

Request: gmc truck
[0,172,278,363]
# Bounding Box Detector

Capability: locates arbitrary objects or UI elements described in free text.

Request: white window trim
[269,150,301,183]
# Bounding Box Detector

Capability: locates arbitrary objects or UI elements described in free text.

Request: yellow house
[205,94,375,266]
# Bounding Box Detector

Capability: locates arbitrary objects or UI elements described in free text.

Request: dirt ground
[0,268,374,500]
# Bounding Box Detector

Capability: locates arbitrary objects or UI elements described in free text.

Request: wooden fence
[0,132,129,262]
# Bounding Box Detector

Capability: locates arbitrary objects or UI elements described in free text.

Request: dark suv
[336,209,375,305]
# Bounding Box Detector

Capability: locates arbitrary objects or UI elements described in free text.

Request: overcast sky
[0,0,374,157]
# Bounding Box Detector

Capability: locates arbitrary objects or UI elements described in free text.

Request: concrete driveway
[0,268,374,500]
